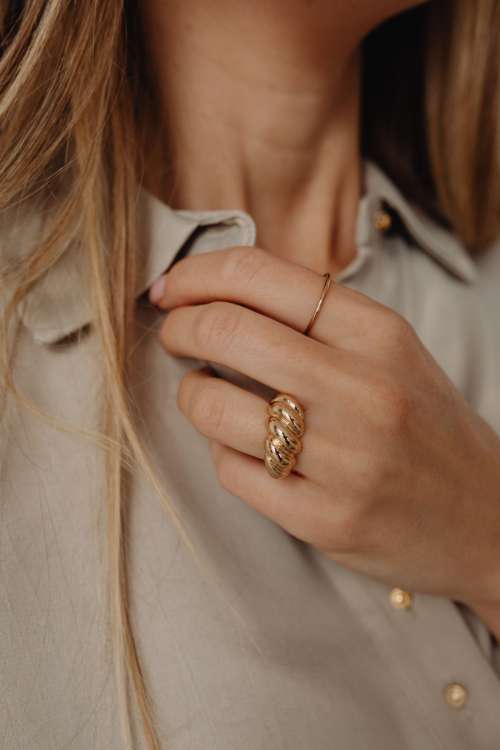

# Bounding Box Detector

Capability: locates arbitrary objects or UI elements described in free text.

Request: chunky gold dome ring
[264,393,306,479]
[263,272,333,479]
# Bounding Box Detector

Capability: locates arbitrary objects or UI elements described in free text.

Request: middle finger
[160,298,338,404]
[177,366,330,479]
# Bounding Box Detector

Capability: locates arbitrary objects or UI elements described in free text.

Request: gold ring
[303,272,332,336]
[264,393,306,479]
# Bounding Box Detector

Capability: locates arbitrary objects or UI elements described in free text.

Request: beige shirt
[1,160,500,749]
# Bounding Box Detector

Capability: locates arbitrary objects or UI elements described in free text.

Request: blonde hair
[0,1,499,748]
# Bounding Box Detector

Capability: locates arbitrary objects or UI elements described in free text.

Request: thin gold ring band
[303,272,332,336]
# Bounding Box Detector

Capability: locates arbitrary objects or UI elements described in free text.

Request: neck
[140,1,367,275]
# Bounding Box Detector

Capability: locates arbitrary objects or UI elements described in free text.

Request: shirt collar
[17,188,257,346]
[363,161,478,285]
[17,159,477,346]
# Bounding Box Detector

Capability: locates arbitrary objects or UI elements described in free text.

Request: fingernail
[149,274,166,304]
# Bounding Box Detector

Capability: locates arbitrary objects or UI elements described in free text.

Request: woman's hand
[149,245,500,611]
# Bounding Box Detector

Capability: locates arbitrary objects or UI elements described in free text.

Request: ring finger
[178,366,328,481]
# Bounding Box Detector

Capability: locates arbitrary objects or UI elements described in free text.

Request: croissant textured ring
[264,393,306,479]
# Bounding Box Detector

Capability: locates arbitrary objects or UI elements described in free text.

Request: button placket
[387,589,473,715]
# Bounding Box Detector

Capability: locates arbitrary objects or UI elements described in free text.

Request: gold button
[389,587,413,609]
[374,209,392,232]
[444,682,468,709]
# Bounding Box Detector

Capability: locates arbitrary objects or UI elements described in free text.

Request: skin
[140,0,500,639]
[140,0,428,274]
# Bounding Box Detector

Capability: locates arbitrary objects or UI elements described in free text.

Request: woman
[1,0,500,748]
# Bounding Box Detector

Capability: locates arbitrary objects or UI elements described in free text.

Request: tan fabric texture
[1,161,500,749]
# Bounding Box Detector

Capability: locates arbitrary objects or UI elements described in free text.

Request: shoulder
[0,197,94,345]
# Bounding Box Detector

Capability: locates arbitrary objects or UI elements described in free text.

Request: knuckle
[222,245,270,286]
[179,378,226,436]
[364,370,414,435]
[376,308,415,347]
[194,301,243,352]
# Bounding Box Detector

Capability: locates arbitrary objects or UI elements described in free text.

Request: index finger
[149,245,390,349]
